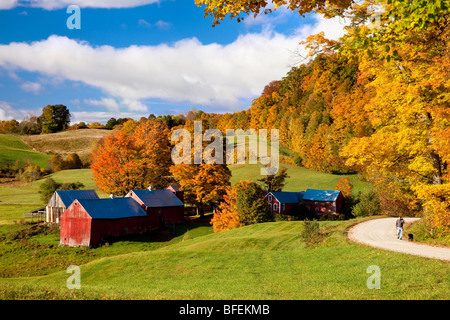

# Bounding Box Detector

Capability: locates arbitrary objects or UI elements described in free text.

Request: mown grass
[0,134,52,169]
[0,220,213,279]
[229,163,371,195]
[0,169,107,224]
[0,220,448,300]
[24,129,110,164]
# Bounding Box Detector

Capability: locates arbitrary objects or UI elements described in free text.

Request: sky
[0,0,349,124]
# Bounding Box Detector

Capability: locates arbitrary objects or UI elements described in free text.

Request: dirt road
[348,217,450,262]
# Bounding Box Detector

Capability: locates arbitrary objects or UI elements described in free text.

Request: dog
[407,233,414,242]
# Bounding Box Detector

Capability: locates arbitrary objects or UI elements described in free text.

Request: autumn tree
[211,180,273,232]
[195,0,353,26]
[170,163,231,217]
[91,118,172,196]
[169,119,231,217]
[338,0,450,236]
[334,176,353,198]
[49,154,65,172]
[64,153,83,169]
[210,183,241,232]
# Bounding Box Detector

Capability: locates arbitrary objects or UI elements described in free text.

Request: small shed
[126,189,184,225]
[166,184,184,203]
[46,189,99,223]
[264,191,304,215]
[60,197,150,247]
[302,189,344,215]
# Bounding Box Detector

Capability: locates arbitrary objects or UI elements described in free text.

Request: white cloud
[0,14,348,112]
[71,111,147,124]
[155,20,171,30]
[84,97,120,112]
[3,0,160,10]
[0,101,39,121]
[138,19,151,28]
[0,0,19,9]
[20,81,43,94]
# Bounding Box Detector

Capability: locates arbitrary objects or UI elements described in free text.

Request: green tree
[235,181,273,225]
[40,104,70,134]
[39,178,62,203]
[258,166,289,192]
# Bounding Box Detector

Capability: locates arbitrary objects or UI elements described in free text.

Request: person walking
[396,216,405,240]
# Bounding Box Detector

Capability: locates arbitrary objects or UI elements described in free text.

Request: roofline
[73,198,148,219]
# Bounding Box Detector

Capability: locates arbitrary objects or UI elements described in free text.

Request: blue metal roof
[302,189,341,202]
[269,191,304,204]
[129,189,184,208]
[77,198,147,219]
[55,189,99,208]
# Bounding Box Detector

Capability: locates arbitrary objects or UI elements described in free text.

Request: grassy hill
[23,129,110,164]
[0,169,106,224]
[230,163,371,195]
[0,134,51,169]
[0,219,448,299]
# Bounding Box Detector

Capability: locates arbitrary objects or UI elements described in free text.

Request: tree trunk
[430,151,443,185]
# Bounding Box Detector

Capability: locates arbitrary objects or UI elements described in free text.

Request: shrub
[300,219,322,247]
[39,178,62,203]
[39,178,85,203]
[64,153,83,169]
[352,190,381,217]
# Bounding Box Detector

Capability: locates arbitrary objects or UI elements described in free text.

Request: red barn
[60,197,151,247]
[302,189,344,215]
[166,184,184,203]
[264,191,304,215]
[126,189,184,225]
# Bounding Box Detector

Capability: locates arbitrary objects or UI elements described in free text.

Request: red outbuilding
[166,184,184,203]
[60,197,152,247]
[126,189,185,225]
[302,189,344,215]
[264,191,304,215]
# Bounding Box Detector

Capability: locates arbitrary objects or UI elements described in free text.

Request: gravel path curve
[348,217,450,262]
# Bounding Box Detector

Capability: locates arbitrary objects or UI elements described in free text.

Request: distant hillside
[0,134,51,169]
[229,163,371,195]
[23,129,110,165]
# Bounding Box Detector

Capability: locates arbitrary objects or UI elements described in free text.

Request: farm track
[348,217,450,262]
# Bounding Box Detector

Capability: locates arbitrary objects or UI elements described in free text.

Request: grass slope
[0,134,51,169]
[230,163,371,195]
[24,129,110,164]
[0,220,448,300]
[0,169,106,224]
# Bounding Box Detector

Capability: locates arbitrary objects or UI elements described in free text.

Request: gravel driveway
[348,217,450,262]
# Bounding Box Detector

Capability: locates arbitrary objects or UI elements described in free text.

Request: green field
[229,163,371,195]
[0,219,448,299]
[0,169,106,224]
[0,165,447,300]
[0,134,51,169]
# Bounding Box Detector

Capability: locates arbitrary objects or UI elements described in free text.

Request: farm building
[302,189,344,215]
[60,197,151,247]
[264,191,304,215]
[264,189,344,216]
[46,189,99,223]
[126,189,185,225]
[166,184,184,203]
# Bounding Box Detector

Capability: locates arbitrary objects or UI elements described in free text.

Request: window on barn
[268,195,272,202]
[315,207,319,212]
[273,203,278,211]
[269,203,272,210]
[282,204,285,212]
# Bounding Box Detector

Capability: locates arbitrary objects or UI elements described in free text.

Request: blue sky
[0,0,347,124]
